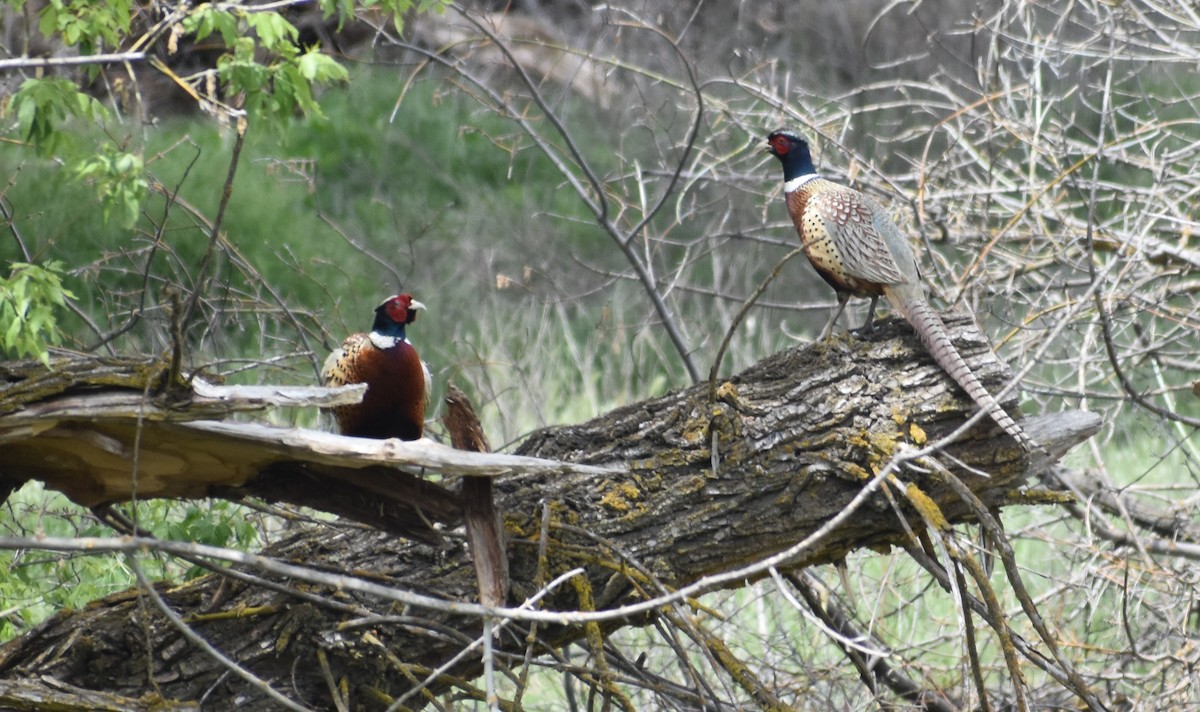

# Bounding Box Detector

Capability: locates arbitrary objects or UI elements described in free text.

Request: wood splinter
[442,385,509,607]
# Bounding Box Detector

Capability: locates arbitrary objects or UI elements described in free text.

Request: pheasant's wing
[321,333,371,386]
[809,189,915,285]
[868,202,922,282]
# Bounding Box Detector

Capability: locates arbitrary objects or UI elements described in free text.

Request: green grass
[3,66,619,360]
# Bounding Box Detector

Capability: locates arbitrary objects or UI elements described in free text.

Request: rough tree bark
[0,316,1098,711]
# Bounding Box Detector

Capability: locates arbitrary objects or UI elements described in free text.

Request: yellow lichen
[904,482,950,531]
[508,500,575,540]
[600,481,642,512]
[842,462,870,481]
[682,415,708,443]
[715,381,739,403]
[645,447,709,469]
[1010,489,1076,505]
[867,430,899,455]
[909,422,927,445]
[845,431,872,451]
[570,574,632,707]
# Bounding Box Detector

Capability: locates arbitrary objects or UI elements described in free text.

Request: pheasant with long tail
[766,129,1037,452]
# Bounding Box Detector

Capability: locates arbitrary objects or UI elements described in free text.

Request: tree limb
[0,315,1098,710]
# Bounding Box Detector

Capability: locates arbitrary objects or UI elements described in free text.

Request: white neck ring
[369,332,407,350]
[783,174,819,192]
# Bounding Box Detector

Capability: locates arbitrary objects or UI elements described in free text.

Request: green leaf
[297,49,348,83]
[360,0,448,34]
[0,261,76,364]
[183,5,238,45]
[8,77,108,157]
[317,0,355,28]
[72,148,148,227]
[36,2,60,39]
[244,10,299,51]
[5,316,22,350]
[37,0,133,51]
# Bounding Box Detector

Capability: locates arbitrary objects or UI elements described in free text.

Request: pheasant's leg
[852,295,880,336]
[819,293,850,340]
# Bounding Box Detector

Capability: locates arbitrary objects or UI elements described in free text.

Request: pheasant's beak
[409,299,427,312]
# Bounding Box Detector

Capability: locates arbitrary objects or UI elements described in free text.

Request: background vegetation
[1,0,1198,709]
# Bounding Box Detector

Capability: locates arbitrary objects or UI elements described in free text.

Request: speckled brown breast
[785,179,905,297]
[786,182,879,297]
[323,335,427,440]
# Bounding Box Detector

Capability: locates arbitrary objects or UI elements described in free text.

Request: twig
[0,52,146,70]
[180,115,247,335]
[707,247,805,403]
[436,7,706,383]
[924,459,1106,711]
[128,558,316,712]
[786,571,961,712]
[387,566,588,710]
[87,143,202,353]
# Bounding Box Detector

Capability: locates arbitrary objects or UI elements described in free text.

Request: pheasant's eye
[770,135,790,155]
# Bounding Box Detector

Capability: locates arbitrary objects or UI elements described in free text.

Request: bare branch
[0,52,146,70]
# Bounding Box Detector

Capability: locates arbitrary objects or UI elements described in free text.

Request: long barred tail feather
[886,283,1038,453]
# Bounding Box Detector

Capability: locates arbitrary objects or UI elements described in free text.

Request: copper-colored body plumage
[767,129,1037,452]
[322,294,429,440]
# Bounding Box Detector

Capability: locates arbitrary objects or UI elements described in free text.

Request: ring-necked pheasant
[322,293,430,440]
[765,129,1037,452]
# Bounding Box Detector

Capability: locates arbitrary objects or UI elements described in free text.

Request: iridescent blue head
[766,129,817,183]
[371,293,425,342]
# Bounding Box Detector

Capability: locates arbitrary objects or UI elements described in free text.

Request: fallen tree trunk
[0,316,1099,711]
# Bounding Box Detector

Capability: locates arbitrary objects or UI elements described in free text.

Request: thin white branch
[0,52,146,70]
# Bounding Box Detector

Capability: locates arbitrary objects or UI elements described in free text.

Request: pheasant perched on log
[322,294,430,440]
[766,129,1037,452]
